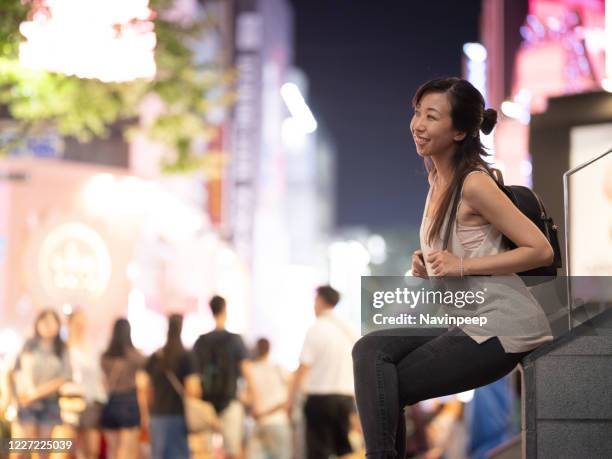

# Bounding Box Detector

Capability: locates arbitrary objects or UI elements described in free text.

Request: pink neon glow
[513,0,606,110]
[492,0,606,186]
[607,0,612,79]
[19,0,156,82]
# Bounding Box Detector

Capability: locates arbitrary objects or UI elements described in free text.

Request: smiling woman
[410,79,498,246]
[351,77,554,459]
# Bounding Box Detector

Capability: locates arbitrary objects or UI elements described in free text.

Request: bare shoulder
[462,170,500,202]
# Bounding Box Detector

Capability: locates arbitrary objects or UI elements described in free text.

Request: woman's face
[410,91,465,158]
[36,312,60,339]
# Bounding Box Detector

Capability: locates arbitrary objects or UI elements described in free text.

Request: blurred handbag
[164,370,221,433]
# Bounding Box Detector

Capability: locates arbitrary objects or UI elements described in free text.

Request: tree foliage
[0,0,234,173]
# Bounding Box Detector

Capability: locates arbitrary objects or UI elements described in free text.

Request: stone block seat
[519,306,612,458]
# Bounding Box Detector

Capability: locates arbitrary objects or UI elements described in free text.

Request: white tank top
[419,170,553,353]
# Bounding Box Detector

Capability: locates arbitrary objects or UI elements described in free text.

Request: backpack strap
[442,186,462,250]
[159,350,185,399]
[442,167,499,250]
[164,369,185,400]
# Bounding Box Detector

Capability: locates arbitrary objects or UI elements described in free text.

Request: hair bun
[480,108,498,135]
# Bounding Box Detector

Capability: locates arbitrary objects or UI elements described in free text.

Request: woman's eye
[427,115,436,121]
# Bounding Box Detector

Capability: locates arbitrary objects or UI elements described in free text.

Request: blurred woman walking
[100,318,148,459]
[13,309,72,459]
[143,313,200,459]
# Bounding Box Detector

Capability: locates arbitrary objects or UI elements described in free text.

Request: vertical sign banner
[228,1,262,268]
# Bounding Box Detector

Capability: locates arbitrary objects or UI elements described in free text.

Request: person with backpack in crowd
[245,338,291,459]
[286,285,357,459]
[143,313,201,459]
[193,295,252,459]
[100,318,148,459]
[351,77,555,458]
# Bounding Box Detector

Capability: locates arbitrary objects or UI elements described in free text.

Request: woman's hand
[18,377,66,406]
[411,250,428,278]
[18,391,35,407]
[426,250,461,277]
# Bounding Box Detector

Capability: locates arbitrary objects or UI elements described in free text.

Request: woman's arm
[15,352,65,405]
[183,374,201,399]
[15,353,35,403]
[135,370,150,427]
[141,370,154,406]
[28,378,67,402]
[427,172,554,276]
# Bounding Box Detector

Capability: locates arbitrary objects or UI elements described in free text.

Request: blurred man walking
[287,285,357,459]
[193,295,251,459]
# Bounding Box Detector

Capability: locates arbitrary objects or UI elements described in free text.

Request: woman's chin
[416,148,431,158]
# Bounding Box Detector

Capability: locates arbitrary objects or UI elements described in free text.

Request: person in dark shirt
[193,295,252,459]
[144,314,200,459]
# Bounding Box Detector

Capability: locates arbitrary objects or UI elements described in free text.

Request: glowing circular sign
[38,222,112,302]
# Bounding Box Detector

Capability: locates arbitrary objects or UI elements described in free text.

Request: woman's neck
[40,337,54,349]
[431,154,454,188]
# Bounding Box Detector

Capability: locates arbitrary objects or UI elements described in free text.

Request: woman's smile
[413,134,430,146]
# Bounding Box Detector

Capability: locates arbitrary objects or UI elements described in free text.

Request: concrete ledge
[521,306,612,458]
[547,335,612,355]
[537,420,612,459]
[535,356,612,419]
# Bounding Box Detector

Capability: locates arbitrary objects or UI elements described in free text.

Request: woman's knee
[352,333,386,363]
[352,334,369,361]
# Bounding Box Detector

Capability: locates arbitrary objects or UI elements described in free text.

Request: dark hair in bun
[481,108,497,135]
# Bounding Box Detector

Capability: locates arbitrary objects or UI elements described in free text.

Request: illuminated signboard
[37,222,112,303]
[228,9,263,267]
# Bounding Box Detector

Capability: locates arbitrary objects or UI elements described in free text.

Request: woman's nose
[413,119,425,132]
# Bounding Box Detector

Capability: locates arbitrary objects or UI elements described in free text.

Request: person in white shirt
[287,285,357,459]
[246,338,291,459]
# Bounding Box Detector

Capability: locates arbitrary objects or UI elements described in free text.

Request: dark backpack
[195,335,236,412]
[444,168,562,285]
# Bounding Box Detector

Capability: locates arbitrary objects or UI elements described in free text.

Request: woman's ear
[453,131,467,142]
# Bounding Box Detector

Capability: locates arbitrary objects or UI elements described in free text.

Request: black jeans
[352,327,530,458]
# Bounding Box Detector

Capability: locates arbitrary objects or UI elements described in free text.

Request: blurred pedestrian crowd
[0,286,494,459]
